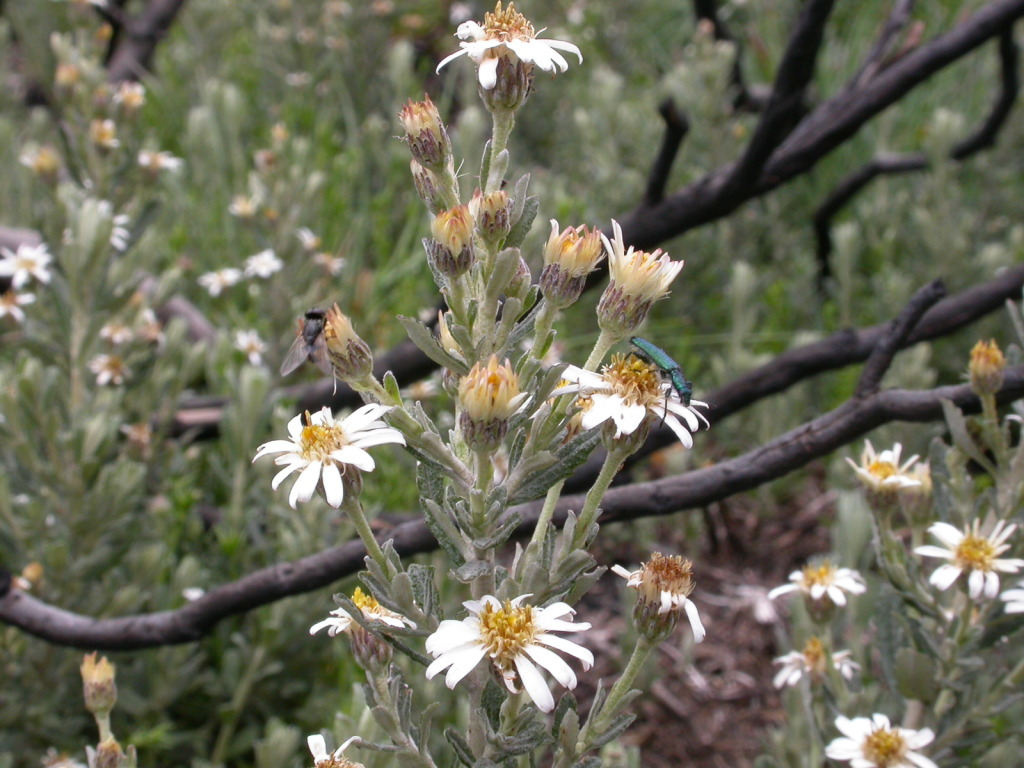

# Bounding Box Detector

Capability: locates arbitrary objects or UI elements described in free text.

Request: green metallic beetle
[630,336,692,407]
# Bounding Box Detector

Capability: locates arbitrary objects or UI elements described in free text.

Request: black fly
[280,309,332,377]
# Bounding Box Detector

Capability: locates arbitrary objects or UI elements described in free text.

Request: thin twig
[692,0,767,111]
[854,279,946,397]
[848,0,918,90]
[105,0,190,83]
[5,367,1024,649]
[643,99,690,206]
[726,0,835,191]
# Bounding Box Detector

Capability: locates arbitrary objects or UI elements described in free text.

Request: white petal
[914,545,954,560]
[253,439,300,460]
[444,646,488,688]
[542,38,583,62]
[684,599,706,643]
[663,413,694,449]
[289,461,322,508]
[536,634,594,669]
[514,655,554,712]
[524,644,577,689]
[321,462,344,508]
[610,401,647,436]
[331,446,376,472]
[906,753,939,768]
[929,564,963,592]
[927,522,964,548]
[271,460,305,490]
[477,57,499,89]
[426,621,479,654]
[307,735,328,762]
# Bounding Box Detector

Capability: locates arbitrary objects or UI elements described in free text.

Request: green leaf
[472,510,522,551]
[452,559,493,583]
[508,429,601,505]
[505,195,539,250]
[481,680,506,732]
[397,315,468,375]
[590,712,637,749]
[408,563,440,620]
[422,499,468,566]
[446,727,477,767]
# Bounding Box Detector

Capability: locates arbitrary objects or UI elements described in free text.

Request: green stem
[530,300,557,358]
[210,645,266,765]
[517,479,564,580]
[575,636,654,754]
[584,329,620,371]
[572,447,627,550]
[367,667,439,768]
[342,493,391,576]
[485,108,515,193]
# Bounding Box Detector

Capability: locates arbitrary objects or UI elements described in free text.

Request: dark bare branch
[814,27,1019,279]
[726,0,835,191]
[105,0,190,83]
[643,99,690,206]
[5,367,1024,649]
[692,0,768,111]
[849,0,917,90]
[855,279,946,397]
[615,0,1024,252]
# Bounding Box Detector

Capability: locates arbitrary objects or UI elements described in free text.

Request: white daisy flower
[228,194,260,219]
[612,552,705,642]
[198,268,242,297]
[314,251,346,275]
[234,329,266,365]
[253,404,405,509]
[182,587,205,602]
[244,249,283,278]
[0,290,35,323]
[100,321,134,345]
[425,593,593,713]
[436,2,582,90]
[310,587,415,636]
[307,734,362,768]
[555,354,708,448]
[297,227,322,252]
[772,637,859,689]
[768,562,866,607]
[1001,580,1024,613]
[915,519,1023,600]
[825,714,937,768]
[0,243,53,289]
[88,354,129,386]
[138,150,183,174]
[846,440,922,509]
[112,81,146,111]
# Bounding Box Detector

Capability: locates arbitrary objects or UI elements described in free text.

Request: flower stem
[575,635,654,754]
[517,478,564,580]
[572,446,627,550]
[485,108,515,193]
[584,329,619,371]
[342,493,391,576]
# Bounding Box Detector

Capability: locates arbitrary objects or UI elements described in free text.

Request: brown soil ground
[580,469,834,767]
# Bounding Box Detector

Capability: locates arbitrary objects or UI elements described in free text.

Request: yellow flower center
[867,460,898,480]
[478,600,537,666]
[802,562,836,588]
[484,2,535,41]
[300,414,346,461]
[603,354,663,408]
[955,534,997,572]
[863,726,908,767]
[802,636,824,667]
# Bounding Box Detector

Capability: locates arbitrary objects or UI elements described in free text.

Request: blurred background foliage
[0,0,1020,765]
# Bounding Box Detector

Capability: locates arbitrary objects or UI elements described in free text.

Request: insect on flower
[280,309,332,376]
[630,336,692,407]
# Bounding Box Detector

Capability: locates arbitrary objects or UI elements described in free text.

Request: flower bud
[458,356,528,452]
[81,653,117,717]
[540,221,604,308]
[410,160,446,215]
[426,205,475,280]
[89,119,120,151]
[324,305,374,386]
[969,339,1005,396]
[469,188,512,242]
[399,95,452,173]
